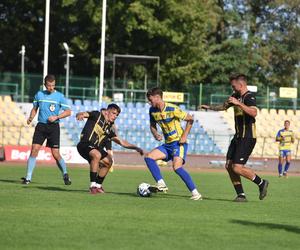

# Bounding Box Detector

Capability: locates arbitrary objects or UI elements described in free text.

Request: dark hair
[229,73,247,82]
[44,74,56,83]
[146,87,163,98]
[284,120,290,124]
[107,103,121,114]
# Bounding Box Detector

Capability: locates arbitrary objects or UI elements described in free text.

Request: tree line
[0,0,299,91]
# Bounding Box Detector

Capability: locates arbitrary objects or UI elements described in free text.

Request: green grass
[0,165,299,250]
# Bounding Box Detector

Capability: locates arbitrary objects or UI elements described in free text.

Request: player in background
[76,103,143,194]
[201,73,269,202]
[276,120,295,177]
[21,74,72,185]
[144,87,202,201]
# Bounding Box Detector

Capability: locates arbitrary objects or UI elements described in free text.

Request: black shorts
[77,142,108,163]
[32,122,60,148]
[226,137,256,165]
[104,140,112,151]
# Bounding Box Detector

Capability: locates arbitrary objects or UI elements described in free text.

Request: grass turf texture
[0,165,299,250]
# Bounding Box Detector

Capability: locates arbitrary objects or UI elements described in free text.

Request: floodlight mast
[99,0,107,104]
[19,45,25,102]
[63,42,74,98]
[43,0,50,90]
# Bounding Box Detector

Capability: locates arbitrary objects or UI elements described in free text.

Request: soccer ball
[137,182,151,197]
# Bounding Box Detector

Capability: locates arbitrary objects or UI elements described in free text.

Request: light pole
[63,42,74,98]
[293,63,299,110]
[19,45,25,102]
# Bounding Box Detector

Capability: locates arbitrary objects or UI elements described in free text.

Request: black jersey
[230,91,257,139]
[79,110,116,148]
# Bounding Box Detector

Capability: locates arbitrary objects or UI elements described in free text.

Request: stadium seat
[83,100,92,107]
[74,99,82,107]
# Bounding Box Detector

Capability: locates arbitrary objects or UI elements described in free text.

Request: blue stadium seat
[74,99,82,106]
[136,102,143,108]
[66,98,73,106]
[127,102,134,108]
[83,100,92,107]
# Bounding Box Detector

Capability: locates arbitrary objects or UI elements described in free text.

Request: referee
[21,74,72,185]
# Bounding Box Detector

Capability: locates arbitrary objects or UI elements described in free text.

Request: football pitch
[0,165,299,250]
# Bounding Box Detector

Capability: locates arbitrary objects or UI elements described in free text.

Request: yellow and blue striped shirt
[149,102,187,143]
[276,129,294,151]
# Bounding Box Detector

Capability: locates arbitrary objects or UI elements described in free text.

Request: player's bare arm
[150,121,163,141]
[179,114,194,144]
[76,111,90,121]
[228,96,257,117]
[112,137,144,155]
[199,101,230,111]
[276,134,283,142]
[27,107,38,125]
[48,109,71,123]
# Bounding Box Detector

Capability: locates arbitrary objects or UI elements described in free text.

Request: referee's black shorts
[226,137,256,165]
[32,122,60,148]
[77,142,108,163]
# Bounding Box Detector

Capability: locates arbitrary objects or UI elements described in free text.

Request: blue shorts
[156,141,188,164]
[279,150,291,157]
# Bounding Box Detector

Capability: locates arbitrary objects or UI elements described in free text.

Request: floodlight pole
[99,0,107,104]
[63,42,74,98]
[19,45,25,102]
[43,0,50,87]
[293,63,299,110]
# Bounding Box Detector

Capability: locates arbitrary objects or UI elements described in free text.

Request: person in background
[276,120,295,177]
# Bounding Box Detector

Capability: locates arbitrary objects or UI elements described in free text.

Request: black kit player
[201,74,269,202]
[76,103,143,194]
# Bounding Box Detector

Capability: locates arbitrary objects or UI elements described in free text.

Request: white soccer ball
[137,182,151,197]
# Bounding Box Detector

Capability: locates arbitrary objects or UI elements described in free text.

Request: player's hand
[199,105,209,110]
[48,116,58,123]
[27,118,32,125]
[154,134,163,141]
[179,137,187,144]
[228,96,240,105]
[76,113,85,121]
[136,147,144,156]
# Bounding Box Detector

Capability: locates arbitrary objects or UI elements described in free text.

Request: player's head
[284,120,290,129]
[44,74,56,93]
[146,87,163,107]
[106,103,121,123]
[229,73,247,93]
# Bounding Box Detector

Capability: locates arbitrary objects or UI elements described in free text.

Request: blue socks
[57,158,68,175]
[144,157,163,182]
[284,162,290,173]
[278,163,282,175]
[26,156,37,180]
[175,167,196,191]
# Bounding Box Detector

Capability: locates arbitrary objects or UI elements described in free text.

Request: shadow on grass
[231,219,300,234]
[0,179,23,184]
[204,197,234,202]
[27,186,87,193]
[107,191,188,199]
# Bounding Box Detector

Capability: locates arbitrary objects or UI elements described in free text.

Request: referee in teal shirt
[21,74,72,185]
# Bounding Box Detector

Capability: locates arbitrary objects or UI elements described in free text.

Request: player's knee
[144,152,153,159]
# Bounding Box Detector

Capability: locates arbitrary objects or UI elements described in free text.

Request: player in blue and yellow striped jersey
[276,120,295,177]
[144,87,202,200]
[21,75,72,185]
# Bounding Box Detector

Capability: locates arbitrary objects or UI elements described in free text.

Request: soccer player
[144,87,202,201]
[201,73,269,202]
[21,74,72,185]
[76,103,143,194]
[276,120,295,177]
